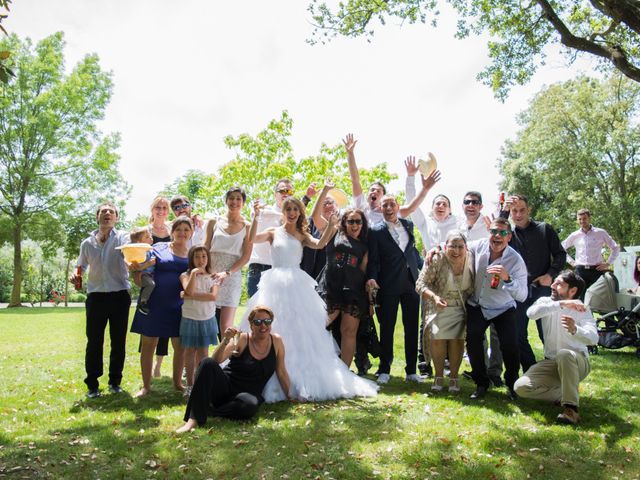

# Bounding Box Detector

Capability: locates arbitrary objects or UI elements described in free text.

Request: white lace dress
[209,219,246,307]
[239,227,378,402]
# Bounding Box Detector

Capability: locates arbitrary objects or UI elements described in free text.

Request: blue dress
[131,242,188,338]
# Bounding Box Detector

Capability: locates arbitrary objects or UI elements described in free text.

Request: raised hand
[306,182,318,198]
[421,169,441,190]
[342,133,357,155]
[405,156,419,176]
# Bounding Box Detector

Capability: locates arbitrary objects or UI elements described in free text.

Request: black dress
[318,231,368,320]
[184,338,277,424]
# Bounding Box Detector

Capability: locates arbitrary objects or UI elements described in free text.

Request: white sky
[6,0,598,219]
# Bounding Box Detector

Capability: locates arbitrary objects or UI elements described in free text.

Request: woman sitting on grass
[177,305,292,432]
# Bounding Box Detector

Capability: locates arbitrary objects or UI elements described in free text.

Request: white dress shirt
[562,225,619,266]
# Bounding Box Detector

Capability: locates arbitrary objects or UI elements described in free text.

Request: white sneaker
[377,373,391,385]
[405,373,425,383]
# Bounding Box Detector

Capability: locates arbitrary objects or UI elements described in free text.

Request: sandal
[431,377,444,392]
[448,378,460,392]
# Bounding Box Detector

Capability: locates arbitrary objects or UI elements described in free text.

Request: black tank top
[224,335,276,401]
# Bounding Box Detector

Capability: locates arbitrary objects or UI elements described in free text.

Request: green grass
[0,307,639,479]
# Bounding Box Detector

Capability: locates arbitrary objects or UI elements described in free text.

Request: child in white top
[180,246,219,392]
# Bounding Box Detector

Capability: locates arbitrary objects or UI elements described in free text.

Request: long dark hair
[186,246,212,274]
[634,256,640,285]
[339,208,368,241]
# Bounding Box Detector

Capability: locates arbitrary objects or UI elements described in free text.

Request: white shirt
[249,205,282,265]
[458,215,488,242]
[526,297,598,358]
[351,175,413,226]
[181,274,217,320]
[562,226,619,266]
[384,219,409,251]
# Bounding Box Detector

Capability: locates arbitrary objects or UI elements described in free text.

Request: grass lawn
[0,307,638,479]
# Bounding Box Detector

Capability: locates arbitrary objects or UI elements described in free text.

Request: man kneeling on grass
[514,270,598,425]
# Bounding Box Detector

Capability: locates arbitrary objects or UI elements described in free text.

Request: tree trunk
[8,223,23,307]
[64,258,70,307]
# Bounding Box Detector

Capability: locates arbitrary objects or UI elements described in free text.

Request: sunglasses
[489,228,510,237]
[277,189,294,196]
[172,203,190,211]
[346,219,363,225]
[251,318,273,326]
[463,199,481,205]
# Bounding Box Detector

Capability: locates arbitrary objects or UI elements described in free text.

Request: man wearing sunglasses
[465,218,528,400]
[247,178,294,297]
[500,194,566,374]
[170,195,204,247]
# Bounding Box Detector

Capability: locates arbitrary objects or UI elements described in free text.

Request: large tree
[0,32,129,307]
[168,111,398,217]
[308,0,640,99]
[499,74,640,245]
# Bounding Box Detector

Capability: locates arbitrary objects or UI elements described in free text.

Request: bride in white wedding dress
[239,197,378,402]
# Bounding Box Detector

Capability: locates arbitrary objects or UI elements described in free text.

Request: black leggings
[183,358,260,425]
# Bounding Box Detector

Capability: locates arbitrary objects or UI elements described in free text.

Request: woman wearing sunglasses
[177,305,290,432]
[240,197,378,402]
[316,208,369,368]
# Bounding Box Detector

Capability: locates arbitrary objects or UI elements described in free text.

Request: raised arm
[399,167,441,218]
[310,179,334,232]
[212,327,241,363]
[344,133,362,199]
[303,212,339,250]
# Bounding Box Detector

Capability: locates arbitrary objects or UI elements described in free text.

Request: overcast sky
[6,0,597,219]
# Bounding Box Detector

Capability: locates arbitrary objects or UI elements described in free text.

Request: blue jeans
[247,263,272,298]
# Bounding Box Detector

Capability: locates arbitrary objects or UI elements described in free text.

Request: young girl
[180,246,220,394]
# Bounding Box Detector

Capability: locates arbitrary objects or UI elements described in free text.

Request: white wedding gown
[239,227,378,402]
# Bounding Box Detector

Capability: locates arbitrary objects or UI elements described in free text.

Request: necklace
[249,335,271,356]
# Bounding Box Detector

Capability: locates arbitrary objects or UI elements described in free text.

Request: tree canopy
[308,0,640,99]
[168,111,398,217]
[499,74,640,246]
[0,32,129,306]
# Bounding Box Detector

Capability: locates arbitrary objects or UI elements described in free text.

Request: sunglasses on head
[489,228,510,237]
[463,199,481,205]
[251,317,273,326]
[172,203,190,211]
[277,188,294,196]
[346,219,363,225]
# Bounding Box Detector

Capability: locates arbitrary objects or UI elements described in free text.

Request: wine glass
[231,330,243,356]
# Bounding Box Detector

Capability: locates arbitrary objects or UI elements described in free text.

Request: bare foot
[174,383,185,392]
[153,368,162,378]
[134,387,150,398]
[176,418,197,433]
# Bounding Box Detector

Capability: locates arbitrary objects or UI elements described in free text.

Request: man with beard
[514,270,598,425]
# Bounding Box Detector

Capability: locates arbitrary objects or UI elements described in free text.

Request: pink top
[562,226,619,266]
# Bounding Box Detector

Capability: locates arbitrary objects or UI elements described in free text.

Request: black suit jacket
[367,217,421,296]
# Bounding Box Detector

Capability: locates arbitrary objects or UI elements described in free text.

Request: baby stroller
[584,272,640,357]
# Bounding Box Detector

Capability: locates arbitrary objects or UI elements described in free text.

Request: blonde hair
[149,196,170,223]
[130,226,151,243]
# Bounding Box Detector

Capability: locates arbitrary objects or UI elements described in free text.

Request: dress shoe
[377,373,390,385]
[557,407,580,425]
[470,386,488,400]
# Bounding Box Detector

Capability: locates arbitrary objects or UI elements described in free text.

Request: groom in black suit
[367,195,423,385]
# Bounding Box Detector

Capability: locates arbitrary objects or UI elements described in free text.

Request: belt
[576,265,598,270]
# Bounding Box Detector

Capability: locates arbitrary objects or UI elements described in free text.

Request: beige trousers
[513,349,591,407]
